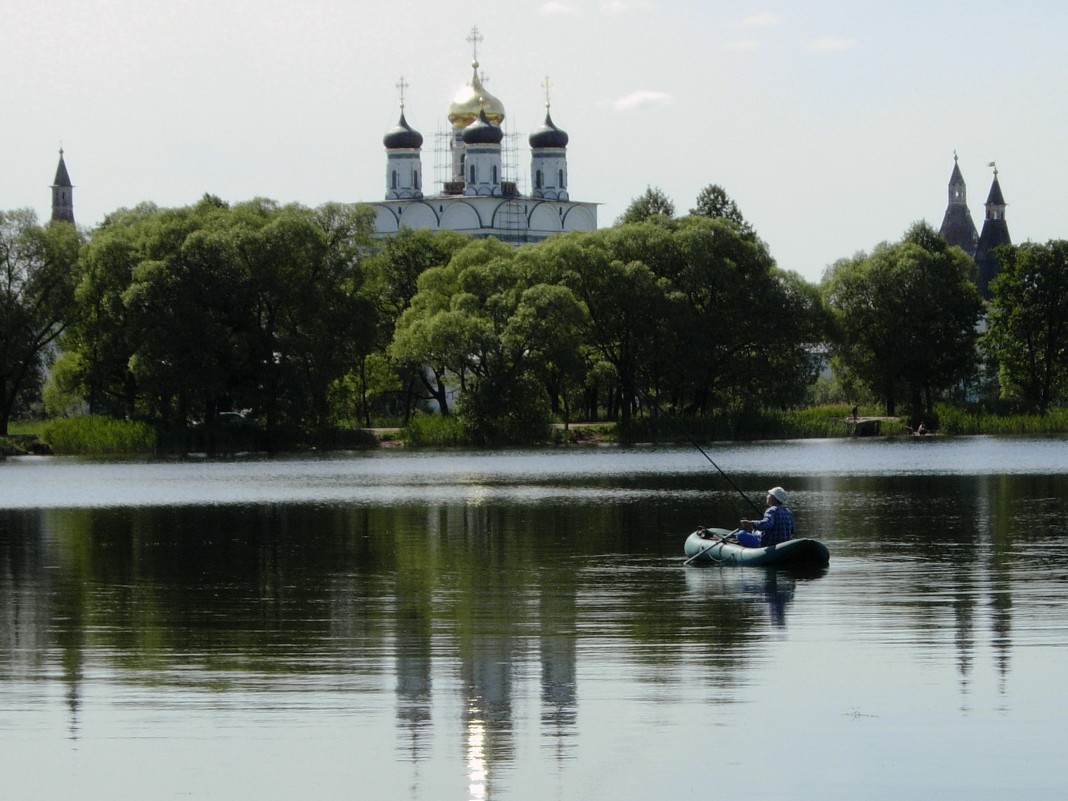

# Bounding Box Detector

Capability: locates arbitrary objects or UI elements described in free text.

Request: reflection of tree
[815,472,1053,696]
[4,474,1059,794]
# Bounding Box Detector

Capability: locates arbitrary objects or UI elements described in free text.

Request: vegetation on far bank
[7,403,1068,458]
[4,185,1068,454]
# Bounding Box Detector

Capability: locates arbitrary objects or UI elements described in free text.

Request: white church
[371,28,598,244]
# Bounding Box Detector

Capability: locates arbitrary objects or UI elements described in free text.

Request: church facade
[370,32,597,244]
[938,154,1011,298]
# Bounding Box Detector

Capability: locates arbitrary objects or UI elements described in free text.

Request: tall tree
[823,222,983,415]
[615,186,676,225]
[0,210,82,434]
[689,184,757,240]
[363,228,470,421]
[983,240,1068,412]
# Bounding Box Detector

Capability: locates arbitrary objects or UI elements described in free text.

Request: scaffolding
[432,125,526,197]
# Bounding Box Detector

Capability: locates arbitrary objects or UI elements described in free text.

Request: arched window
[492,165,498,184]
[558,169,565,187]
[470,165,476,183]
[391,170,398,190]
[414,170,420,190]
[535,170,542,189]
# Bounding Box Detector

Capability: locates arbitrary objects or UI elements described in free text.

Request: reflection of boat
[684,528,830,568]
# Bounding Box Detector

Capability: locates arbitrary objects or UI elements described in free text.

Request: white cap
[768,486,787,504]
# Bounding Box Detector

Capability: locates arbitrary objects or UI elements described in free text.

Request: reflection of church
[371,28,598,244]
[938,154,1011,298]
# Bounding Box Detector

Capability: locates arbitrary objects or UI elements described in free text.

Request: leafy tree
[0,210,82,434]
[391,238,587,443]
[363,228,470,421]
[615,186,676,225]
[823,222,983,415]
[62,204,156,419]
[689,184,756,240]
[64,198,378,440]
[983,240,1068,412]
[540,229,676,428]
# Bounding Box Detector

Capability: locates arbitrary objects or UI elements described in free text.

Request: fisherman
[738,487,795,547]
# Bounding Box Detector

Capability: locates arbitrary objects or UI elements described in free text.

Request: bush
[39,416,157,455]
[404,413,468,447]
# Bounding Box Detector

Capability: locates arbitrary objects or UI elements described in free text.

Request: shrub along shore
[4,404,1068,457]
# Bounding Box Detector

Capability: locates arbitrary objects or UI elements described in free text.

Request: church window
[470,165,476,183]
[535,170,542,189]
[492,165,498,184]
[391,170,398,189]
[558,169,564,187]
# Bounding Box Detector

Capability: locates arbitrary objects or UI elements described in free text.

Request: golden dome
[447,61,505,128]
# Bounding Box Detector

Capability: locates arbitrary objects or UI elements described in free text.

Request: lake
[2,437,1067,800]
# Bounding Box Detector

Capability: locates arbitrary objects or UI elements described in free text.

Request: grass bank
[934,404,1068,435]
[37,416,158,455]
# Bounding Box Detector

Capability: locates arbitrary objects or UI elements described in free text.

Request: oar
[683,529,740,566]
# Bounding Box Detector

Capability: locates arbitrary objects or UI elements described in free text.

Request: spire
[383,77,424,200]
[51,148,75,224]
[975,162,1011,299]
[938,152,976,256]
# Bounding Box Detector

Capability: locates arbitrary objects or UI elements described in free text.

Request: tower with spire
[529,78,569,201]
[974,163,1011,298]
[371,27,596,243]
[383,77,425,200]
[51,148,75,224]
[938,152,977,256]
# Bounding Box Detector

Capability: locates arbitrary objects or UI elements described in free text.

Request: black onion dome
[383,113,423,149]
[463,108,504,145]
[529,111,568,149]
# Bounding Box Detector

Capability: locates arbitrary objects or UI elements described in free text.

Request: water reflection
[2,446,1068,800]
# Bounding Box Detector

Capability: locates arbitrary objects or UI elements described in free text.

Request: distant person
[739,487,795,547]
[916,422,929,436]
[851,404,859,421]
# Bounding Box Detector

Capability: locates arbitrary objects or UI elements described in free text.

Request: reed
[403,413,469,447]
[39,416,157,455]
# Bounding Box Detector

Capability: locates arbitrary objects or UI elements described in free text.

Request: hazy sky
[3,1,1065,283]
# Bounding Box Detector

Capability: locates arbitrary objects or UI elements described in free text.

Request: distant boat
[684,528,830,568]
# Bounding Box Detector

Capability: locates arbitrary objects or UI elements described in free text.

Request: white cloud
[612,90,673,111]
[741,12,783,28]
[600,0,654,15]
[725,39,761,52]
[808,36,858,52]
[541,1,579,14]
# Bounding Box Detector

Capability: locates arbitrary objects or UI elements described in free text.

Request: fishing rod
[637,390,763,515]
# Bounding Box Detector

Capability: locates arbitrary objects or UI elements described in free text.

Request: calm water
[2,437,1067,800]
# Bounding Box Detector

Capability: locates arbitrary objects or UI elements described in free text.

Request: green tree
[363,228,470,422]
[65,198,378,440]
[823,222,983,415]
[540,228,676,428]
[983,240,1068,412]
[615,186,676,225]
[689,184,756,240]
[391,238,587,443]
[0,210,82,434]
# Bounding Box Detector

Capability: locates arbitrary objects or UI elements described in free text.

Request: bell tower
[51,148,75,224]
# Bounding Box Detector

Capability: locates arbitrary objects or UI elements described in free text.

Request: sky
[2,0,1066,284]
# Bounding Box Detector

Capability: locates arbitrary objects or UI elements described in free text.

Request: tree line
[2,185,1067,445]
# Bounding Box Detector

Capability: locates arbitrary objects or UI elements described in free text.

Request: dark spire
[938,152,977,256]
[51,148,75,224]
[975,163,1011,299]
